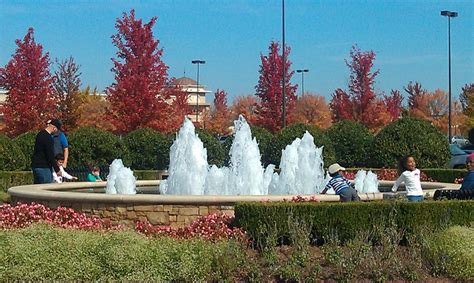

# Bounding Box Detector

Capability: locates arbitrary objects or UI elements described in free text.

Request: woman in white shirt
[391,155,424,202]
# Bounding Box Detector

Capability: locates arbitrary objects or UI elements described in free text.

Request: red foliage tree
[383,89,404,121]
[329,45,398,131]
[0,28,56,136]
[205,89,232,135]
[107,9,169,134]
[254,41,297,133]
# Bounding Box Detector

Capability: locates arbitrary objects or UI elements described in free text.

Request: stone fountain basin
[8,180,459,227]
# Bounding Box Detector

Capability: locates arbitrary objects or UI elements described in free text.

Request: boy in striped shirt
[321,163,360,202]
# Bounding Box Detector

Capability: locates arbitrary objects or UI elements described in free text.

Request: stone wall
[11,197,234,227]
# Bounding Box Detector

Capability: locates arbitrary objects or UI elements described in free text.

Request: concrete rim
[7,180,460,205]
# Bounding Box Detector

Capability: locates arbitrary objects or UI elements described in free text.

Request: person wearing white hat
[321,163,360,202]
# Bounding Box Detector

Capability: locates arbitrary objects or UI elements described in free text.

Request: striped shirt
[325,174,352,195]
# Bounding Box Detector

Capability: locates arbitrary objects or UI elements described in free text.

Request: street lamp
[282,0,286,128]
[440,10,458,143]
[296,69,309,96]
[191,60,205,123]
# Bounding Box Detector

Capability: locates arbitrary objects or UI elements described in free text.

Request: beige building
[170,77,211,123]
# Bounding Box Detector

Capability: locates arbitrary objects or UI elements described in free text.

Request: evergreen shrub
[123,128,172,170]
[426,226,474,280]
[234,200,474,245]
[13,131,36,170]
[325,121,373,167]
[0,134,28,171]
[371,118,449,168]
[0,171,33,192]
[267,123,336,166]
[68,127,129,168]
[195,129,226,167]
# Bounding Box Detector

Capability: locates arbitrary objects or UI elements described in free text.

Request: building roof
[173,77,198,86]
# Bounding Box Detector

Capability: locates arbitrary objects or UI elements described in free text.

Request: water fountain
[159,115,326,195]
[354,170,380,193]
[8,116,453,227]
[106,159,136,194]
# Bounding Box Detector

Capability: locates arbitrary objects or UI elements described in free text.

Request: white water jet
[354,169,379,193]
[160,115,326,195]
[106,159,136,194]
[160,118,208,195]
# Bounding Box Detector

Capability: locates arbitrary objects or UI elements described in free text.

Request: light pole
[296,69,309,96]
[282,0,286,128]
[191,60,205,123]
[440,10,457,143]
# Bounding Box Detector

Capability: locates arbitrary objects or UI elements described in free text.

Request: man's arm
[63,147,69,168]
[60,132,69,168]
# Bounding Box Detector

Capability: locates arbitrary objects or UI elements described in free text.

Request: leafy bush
[0,224,250,281]
[325,121,373,167]
[267,123,336,166]
[0,134,28,171]
[371,118,450,168]
[195,129,226,167]
[425,226,474,280]
[123,128,172,170]
[0,171,33,192]
[68,127,130,168]
[13,131,36,170]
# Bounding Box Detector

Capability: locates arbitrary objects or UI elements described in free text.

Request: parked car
[449,144,469,169]
[451,135,469,145]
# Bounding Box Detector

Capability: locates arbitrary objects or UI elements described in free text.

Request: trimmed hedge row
[234,200,474,244]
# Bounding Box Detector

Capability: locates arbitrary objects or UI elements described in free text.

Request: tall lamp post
[281,0,286,128]
[191,60,205,123]
[296,69,309,96]
[440,10,457,143]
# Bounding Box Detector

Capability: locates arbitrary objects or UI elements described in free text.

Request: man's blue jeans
[32,167,53,184]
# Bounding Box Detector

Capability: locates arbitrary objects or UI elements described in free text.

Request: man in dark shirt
[31,119,62,184]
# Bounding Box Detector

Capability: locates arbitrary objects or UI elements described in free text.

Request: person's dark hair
[91,166,100,172]
[55,153,64,161]
[329,172,338,177]
[398,155,412,175]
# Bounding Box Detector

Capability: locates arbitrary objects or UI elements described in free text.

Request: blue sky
[1,0,473,103]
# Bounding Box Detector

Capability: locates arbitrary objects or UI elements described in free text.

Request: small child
[87,166,102,182]
[52,153,78,183]
[392,155,424,202]
[321,163,360,202]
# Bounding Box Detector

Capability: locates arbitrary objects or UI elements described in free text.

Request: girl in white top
[52,154,78,183]
[391,156,424,202]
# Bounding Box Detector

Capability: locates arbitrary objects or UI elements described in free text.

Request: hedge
[0,171,32,193]
[234,200,474,245]
[123,128,172,170]
[68,127,130,168]
[325,121,373,168]
[371,118,450,168]
[0,134,28,171]
[13,131,36,170]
